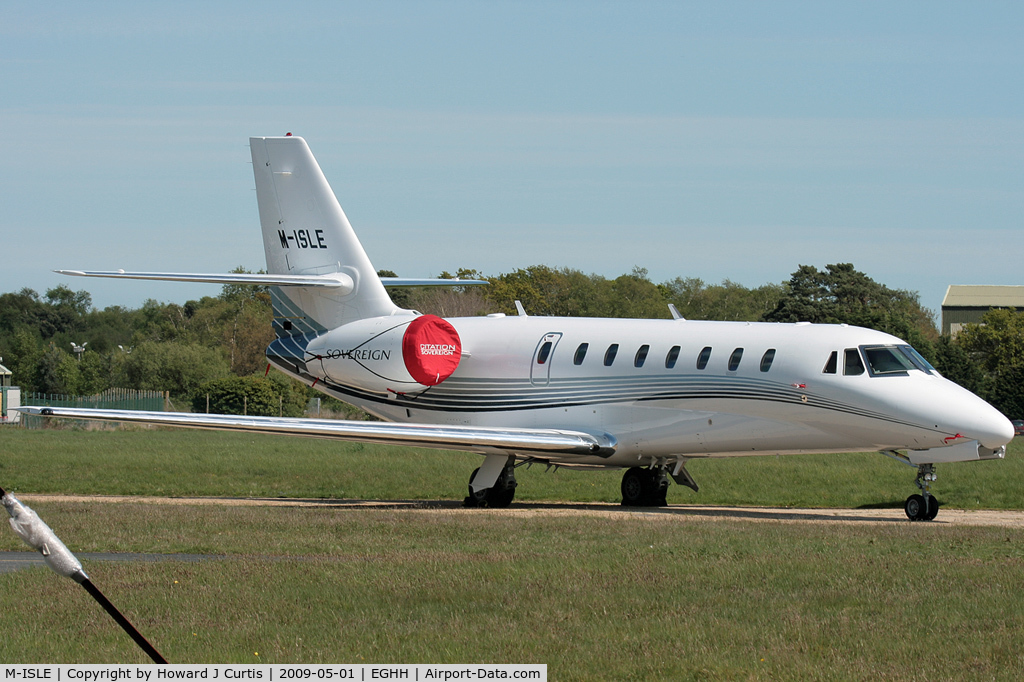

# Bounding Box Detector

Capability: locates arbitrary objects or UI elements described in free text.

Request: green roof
[942,285,1024,309]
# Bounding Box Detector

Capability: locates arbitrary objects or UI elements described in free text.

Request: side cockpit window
[844,348,865,376]
[823,351,837,374]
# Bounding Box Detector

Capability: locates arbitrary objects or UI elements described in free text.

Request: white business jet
[21,136,1013,521]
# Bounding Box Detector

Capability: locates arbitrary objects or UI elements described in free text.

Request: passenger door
[530,333,563,386]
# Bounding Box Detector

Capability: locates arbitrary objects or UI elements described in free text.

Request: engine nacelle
[305,314,463,393]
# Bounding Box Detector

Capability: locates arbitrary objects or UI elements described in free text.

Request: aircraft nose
[923,379,1015,451]
[976,408,1015,450]
[960,393,1014,450]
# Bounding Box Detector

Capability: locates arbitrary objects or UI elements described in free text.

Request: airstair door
[530,333,562,386]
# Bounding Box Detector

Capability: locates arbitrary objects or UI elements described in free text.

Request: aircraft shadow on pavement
[238,497,903,524]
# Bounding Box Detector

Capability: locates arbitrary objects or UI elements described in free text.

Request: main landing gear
[463,463,517,508]
[620,461,699,507]
[620,467,669,507]
[905,463,939,521]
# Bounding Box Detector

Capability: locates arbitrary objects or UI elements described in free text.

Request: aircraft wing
[380,277,487,287]
[14,407,616,459]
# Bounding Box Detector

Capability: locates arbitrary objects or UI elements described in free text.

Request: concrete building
[941,285,1024,336]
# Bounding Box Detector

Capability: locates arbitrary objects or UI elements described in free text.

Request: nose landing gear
[905,464,939,521]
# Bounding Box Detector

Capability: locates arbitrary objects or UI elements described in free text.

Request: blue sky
[2,1,1021,319]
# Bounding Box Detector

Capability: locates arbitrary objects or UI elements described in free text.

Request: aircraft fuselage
[272,313,1010,469]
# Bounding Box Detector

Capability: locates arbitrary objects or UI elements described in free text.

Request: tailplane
[56,136,487,339]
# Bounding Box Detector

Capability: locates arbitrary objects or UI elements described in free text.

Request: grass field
[1,428,1023,509]
[1,428,1023,677]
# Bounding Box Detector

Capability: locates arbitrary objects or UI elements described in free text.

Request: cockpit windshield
[861,345,931,376]
[899,345,937,374]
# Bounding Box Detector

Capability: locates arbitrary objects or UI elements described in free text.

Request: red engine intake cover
[402,315,462,386]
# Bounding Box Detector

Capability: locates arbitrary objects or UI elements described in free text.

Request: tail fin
[250,136,397,334]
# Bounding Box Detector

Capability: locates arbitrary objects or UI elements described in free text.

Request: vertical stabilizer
[250,136,397,334]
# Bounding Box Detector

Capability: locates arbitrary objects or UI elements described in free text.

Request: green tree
[79,304,140,354]
[219,266,270,304]
[0,329,43,393]
[486,266,629,318]
[36,344,81,395]
[764,263,937,356]
[666,278,785,321]
[0,286,91,341]
[932,334,985,395]
[378,269,413,309]
[956,308,1024,417]
[0,289,47,336]
[45,284,92,316]
[123,341,231,398]
[224,302,275,375]
[192,376,286,416]
[485,265,563,315]
[599,267,671,319]
[264,371,313,418]
[76,350,111,395]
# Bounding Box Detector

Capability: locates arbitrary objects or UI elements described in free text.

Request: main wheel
[486,484,516,508]
[464,468,489,508]
[905,494,926,521]
[621,468,671,507]
[621,468,648,506]
[463,466,517,508]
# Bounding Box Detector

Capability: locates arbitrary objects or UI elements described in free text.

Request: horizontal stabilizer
[381,277,488,287]
[55,270,353,290]
[56,271,486,291]
[15,407,617,458]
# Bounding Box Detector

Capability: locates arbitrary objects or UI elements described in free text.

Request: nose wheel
[905,464,939,521]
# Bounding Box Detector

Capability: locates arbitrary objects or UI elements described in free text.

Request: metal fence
[22,388,167,412]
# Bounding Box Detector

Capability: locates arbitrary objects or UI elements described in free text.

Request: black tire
[621,468,653,506]
[486,485,516,508]
[925,496,940,521]
[618,464,643,501]
[464,466,517,508]
[464,468,489,508]
[905,494,926,521]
